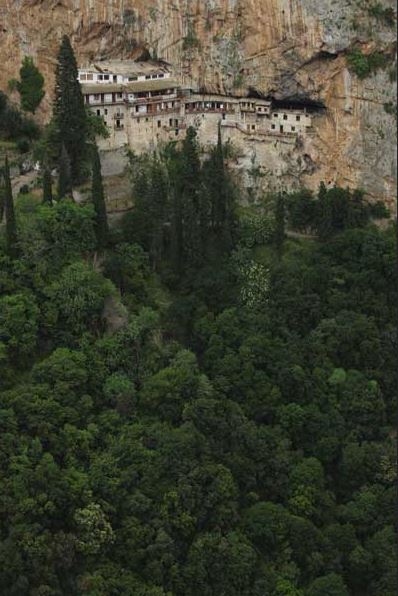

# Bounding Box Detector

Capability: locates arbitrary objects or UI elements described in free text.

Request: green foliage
[16,56,45,113]
[86,105,110,141]
[42,167,53,205]
[347,48,389,79]
[183,23,200,51]
[57,143,72,199]
[91,144,109,250]
[53,35,88,182]
[0,292,39,363]
[0,133,395,594]
[0,90,40,143]
[285,184,387,239]
[368,3,396,27]
[43,261,115,339]
[3,156,18,258]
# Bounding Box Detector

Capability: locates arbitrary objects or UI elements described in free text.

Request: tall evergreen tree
[3,156,18,258]
[180,127,202,267]
[16,56,45,113]
[91,144,109,250]
[274,192,286,256]
[202,125,235,256]
[42,167,53,205]
[0,173,5,222]
[57,144,72,199]
[316,181,333,240]
[53,35,87,182]
[146,159,168,268]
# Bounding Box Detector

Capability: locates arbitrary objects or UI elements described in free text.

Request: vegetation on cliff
[0,124,396,593]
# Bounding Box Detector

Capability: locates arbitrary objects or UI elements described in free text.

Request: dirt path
[11,169,38,196]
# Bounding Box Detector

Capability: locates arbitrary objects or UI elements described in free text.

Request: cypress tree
[17,56,45,113]
[0,174,5,222]
[274,192,286,256]
[3,156,18,258]
[57,144,72,199]
[203,125,234,256]
[42,166,53,205]
[91,144,109,250]
[53,35,87,182]
[146,158,168,268]
[316,181,333,240]
[180,127,202,267]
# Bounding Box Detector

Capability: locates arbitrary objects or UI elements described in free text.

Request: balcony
[113,113,125,119]
[127,93,178,104]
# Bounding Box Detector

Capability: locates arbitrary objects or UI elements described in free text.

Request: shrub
[368,4,396,27]
[16,137,31,153]
[347,49,389,79]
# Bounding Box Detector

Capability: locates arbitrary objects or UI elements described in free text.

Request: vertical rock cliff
[0,0,396,206]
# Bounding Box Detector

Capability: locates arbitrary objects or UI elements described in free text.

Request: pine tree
[53,35,87,182]
[16,56,45,113]
[91,144,109,250]
[57,144,72,199]
[3,156,18,258]
[42,167,53,205]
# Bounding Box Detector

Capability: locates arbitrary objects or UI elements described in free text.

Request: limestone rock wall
[0,0,396,206]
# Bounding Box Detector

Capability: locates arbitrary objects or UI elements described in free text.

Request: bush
[347,49,389,79]
[18,185,30,195]
[16,137,31,153]
[368,4,396,27]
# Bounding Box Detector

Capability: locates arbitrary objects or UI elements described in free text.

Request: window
[152,74,158,79]
[159,74,164,78]
[117,93,123,99]
[96,109,101,116]
[104,75,109,81]
[104,109,108,115]
[175,119,179,127]
[283,114,287,120]
[158,120,161,128]
[271,124,275,130]
[169,118,173,127]
[80,73,87,81]
[86,74,93,81]
[291,126,295,131]
[146,118,149,122]
[129,76,138,81]
[145,75,151,80]
[273,113,277,117]
[94,94,100,100]
[296,115,300,121]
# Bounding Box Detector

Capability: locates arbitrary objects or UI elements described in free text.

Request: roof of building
[81,79,180,94]
[80,60,171,77]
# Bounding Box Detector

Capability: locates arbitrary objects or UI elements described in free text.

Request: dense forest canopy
[0,36,396,596]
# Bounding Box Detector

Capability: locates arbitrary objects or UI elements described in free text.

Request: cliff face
[1,0,396,206]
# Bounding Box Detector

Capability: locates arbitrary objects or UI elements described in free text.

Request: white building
[78,60,314,151]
